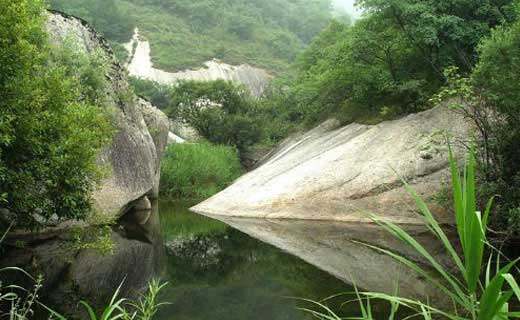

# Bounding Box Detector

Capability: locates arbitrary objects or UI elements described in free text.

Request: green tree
[0,0,112,228]
[470,19,520,236]
[274,0,517,127]
[169,81,262,152]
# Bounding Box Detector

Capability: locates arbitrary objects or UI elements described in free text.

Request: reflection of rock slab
[203,215,455,307]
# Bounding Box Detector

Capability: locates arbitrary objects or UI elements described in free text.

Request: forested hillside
[50,0,341,72]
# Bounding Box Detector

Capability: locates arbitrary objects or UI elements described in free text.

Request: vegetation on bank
[0,0,113,230]
[132,0,520,238]
[49,0,343,72]
[160,143,243,200]
[305,146,520,319]
[267,1,517,125]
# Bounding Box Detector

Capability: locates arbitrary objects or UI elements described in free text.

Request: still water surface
[153,200,413,320]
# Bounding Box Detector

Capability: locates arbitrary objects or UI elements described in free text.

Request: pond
[0,199,448,319]
[152,200,448,320]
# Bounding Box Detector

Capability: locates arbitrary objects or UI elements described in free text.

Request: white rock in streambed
[124,28,272,97]
[192,105,471,224]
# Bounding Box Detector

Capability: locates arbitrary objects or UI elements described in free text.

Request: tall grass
[160,142,243,199]
[46,279,167,320]
[305,144,520,319]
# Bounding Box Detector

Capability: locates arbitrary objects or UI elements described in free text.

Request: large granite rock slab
[193,106,470,224]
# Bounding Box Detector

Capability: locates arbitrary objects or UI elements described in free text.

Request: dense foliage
[464,19,520,237]
[129,77,170,110]
[273,0,517,125]
[168,81,264,152]
[160,143,243,199]
[49,0,338,72]
[0,0,112,228]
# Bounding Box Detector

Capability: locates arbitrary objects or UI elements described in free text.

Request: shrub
[168,80,262,152]
[430,18,520,238]
[128,77,171,110]
[160,142,243,199]
[0,0,113,229]
[470,20,520,237]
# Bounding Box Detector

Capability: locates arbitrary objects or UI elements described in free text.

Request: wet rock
[134,196,152,211]
[193,105,471,224]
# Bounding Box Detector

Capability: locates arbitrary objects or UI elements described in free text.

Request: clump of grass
[0,225,45,319]
[46,279,168,320]
[122,279,168,320]
[160,142,243,199]
[303,144,520,319]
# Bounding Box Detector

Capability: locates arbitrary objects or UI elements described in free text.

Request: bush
[470,19,520,237]
[0,0,113,229]
[160,142,243,199]
[432,18,520,238]
[128,77,171,110]
[168,80,263,152]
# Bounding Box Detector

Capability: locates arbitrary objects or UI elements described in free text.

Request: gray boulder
[46,12,169,217]
[193,105,470,224]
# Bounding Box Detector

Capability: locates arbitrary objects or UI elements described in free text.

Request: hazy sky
[333,0,363,19]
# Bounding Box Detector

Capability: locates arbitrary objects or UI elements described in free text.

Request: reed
[304,144,520,319]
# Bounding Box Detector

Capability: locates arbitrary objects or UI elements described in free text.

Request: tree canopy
[0,0,112,228]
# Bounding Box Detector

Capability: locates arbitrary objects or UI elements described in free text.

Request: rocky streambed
[124,28,272,97]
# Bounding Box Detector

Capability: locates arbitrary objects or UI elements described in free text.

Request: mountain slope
[49,0,337,73]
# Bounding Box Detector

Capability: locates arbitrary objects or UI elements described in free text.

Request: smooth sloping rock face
[193,106,470,224]
[46,12,169,217]
[125,28,272,97]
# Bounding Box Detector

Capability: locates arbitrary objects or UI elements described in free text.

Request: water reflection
[199,214,455,308]
[156,201,398,320]
[0,202,163,318]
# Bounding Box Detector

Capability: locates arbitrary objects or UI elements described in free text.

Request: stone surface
[133,196,152,211]
[137,98,169,199]
[193,105,470,224]
[46,12,169,216]
[168,132,186,144]
[124,28,272,97]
